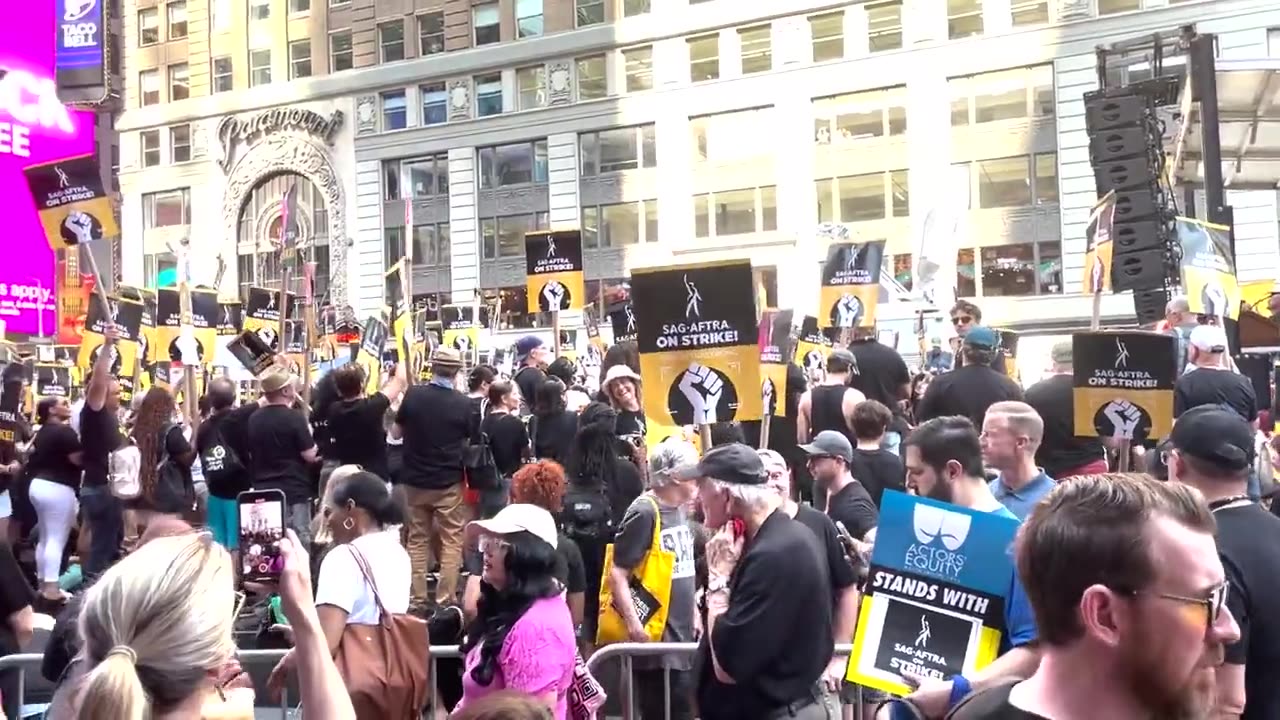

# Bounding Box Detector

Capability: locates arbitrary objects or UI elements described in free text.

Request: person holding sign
[79,322,125,580]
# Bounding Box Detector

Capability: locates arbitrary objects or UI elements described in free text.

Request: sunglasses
[479,536,511,554]
[1119,580,1230,627]
[951,315,973,325]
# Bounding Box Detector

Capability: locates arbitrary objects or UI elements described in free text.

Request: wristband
[948,674,973,707]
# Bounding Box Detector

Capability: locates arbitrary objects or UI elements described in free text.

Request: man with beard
[952,473,1239,719]
[890,416,1039,718]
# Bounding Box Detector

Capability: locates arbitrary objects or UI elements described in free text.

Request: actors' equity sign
[1177,217,1240,321]
[630,261,761,426]
[1072,331,1176,442]
[76,295,143,401]
[525,230,585,313]
[820,239,885,329]
[794,315,833,378]
[757,309,795,418]
[25,153,119,251]
[846,491,1019,695]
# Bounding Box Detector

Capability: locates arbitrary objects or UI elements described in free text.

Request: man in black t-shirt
[80,324,125,579]
[916,327,1023,428]
[847,401,906,508]
[846,327,911,456]
[1174,324,1257,423]
[327,361,407,482]
[1167,406,1279,719]
[195,378,257,550]
[247,366,319,546]
[1023,342,1106,478]
[801,431,878,541]
[512,335,549,415]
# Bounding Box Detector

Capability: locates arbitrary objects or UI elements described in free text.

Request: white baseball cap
[466,504,558,550]
[1189,324,1228,353]
[603,364,642,387]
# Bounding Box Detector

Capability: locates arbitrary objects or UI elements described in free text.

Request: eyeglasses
[1119,580,1230,627]
[951,315,973,325]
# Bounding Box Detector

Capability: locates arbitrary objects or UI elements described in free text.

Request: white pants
[29,479,79,583]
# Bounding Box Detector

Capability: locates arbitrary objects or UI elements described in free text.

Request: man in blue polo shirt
[982,401,1056,520]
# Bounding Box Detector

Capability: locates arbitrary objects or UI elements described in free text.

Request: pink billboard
[0,3,97,336]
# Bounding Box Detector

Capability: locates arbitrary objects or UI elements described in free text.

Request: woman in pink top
[453,504,577,719]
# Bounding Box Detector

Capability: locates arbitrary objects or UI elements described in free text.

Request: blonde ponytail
[75,647,148,720]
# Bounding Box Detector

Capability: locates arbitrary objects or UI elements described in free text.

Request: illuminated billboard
[1,4,97,335]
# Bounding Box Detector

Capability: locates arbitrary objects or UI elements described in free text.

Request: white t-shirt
[315,529,411,624]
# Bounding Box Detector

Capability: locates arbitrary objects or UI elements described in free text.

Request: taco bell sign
[54,0,105,92]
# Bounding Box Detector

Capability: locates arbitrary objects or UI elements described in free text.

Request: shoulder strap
[348,544,392,624]
[644,494,662,553]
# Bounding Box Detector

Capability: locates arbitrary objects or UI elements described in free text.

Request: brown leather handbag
[335,547,431,719]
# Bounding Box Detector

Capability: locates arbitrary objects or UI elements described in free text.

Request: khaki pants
[404,483,470,606]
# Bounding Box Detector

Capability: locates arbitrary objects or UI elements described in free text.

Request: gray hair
[647,440,699,489]
[708,478,776,511]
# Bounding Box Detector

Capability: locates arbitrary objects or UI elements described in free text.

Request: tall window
[289,41,312,79]
[143,189,190,228]
[141,130,161,168]
[481,213,550,259]
[813,86,908,145]
[948,0,983,39]
[688,35,719,82]
[210,0,229,30]
[516,66,546,110]
[580,125,657,175]
[379,20,405,63]
[476,73,503,117]
[411,224,451,267]
[139,69,159,106]
[809,12,844,63]
[691,107,774,163]
[739,26,771,75]
[381,90,407,131]
[386,154,450,200]
[170,124,192,163]
[249,49,271,87]
[248,0,270,21]
[516,0,543,38]
[138,8,159,46]
[418,12,444,55]
[420,83,447,125]
[693,187,778,238]
[478,141,549,189]
[623,0,650,16]
[582,201,658,248]
[867,2,903,52]
[166,1,187,40]
[576,0,604,27]
[576,55,606,100]
[330,31,354,72]
[949,65,1054,126]
[951,154,1056,209]
[815,170,909,223]
[212,56,232,92]
[474,3,500,46]
[623,46,653,92]
[1034,153,1058,204]
[167,63,189,101]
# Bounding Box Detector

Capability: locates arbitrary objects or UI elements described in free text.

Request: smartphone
[237,489,287,582]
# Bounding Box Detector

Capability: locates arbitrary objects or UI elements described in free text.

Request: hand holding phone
[238,489,287,583]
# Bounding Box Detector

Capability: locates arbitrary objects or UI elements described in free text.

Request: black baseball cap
[1167,405,1256,472]
[675,443,768,486]
[800,430,855,464]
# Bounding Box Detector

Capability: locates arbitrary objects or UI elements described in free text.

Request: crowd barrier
[0,642,858,719]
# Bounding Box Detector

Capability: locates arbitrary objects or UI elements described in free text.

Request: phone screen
[238,491,285,580]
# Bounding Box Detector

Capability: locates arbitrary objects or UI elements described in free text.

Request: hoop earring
[342,517,355,530]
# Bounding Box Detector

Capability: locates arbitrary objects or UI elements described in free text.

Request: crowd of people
[0,295,1269,720]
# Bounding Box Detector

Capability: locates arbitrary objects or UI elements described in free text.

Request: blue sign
[871,490,1020,599]
[55,0,105,89]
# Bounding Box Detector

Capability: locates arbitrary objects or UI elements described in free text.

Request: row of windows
[383,224,452,269]
[138,64,188,107]
[139,125,192,167]
[137,2,186,47]
[888,243,1064,297]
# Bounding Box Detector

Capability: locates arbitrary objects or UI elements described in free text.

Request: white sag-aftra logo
[906,503,972,578]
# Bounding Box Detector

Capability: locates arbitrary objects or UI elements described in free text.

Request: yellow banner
[383,261,414,369]
[441,304,480,364]
[24,154,120,252]
[1082,191,1116,294]
[794,315,833,378]
[631,260,761,426]
[819,241,885,329]
[357,316,389,395]
[1071,331,1177,442]
[758,309,795,418]
[77,296,143,402]
[1177,217,1240,320]
[525,230,586,312]
[156,288,219,365]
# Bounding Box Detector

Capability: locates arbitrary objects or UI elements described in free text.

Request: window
[474,3,500,46]
[739,26,771,74]
[948,0,982,39]
[418,12,444,55]
[144,253,178,288]
[212,56,233,92]
[249,0,270,21]
[481,213,550,259]
[141,130,161,168]
[957,248,976,296]
[289,0,310,12]
[249,49,271,87]
[144,189,190,225]
[167,1,187,40]
[478,141,549,189]
[330,0,350,5]
[420,83,447,125]
[384,227,405,271]
[688,34,719,82]
[382,90,407,131]
[379,20,405,63]
[139,69,159,106]
[1034,153,1058,204]
[813,86,908,144]
[384,161,401,200]
[517,0,543,39]
[580,125,657,175]
[1097,0,1141,16]
[981,243,1061,297]
[817,170,909,223]
[1270,28,1280,57]
[694,187,776,237]
[1010,0,1047,26]
[623,0,650,16]
[892,253,914,290]
[867,2,903,52]
[810,12,844,63]
[170,124,191,163]
[577,55,606,100]
[413,224,451,267]
[950,65,1054,126]
[645,199,659,243]
[476,73,503,117]
[330,31,353,72]
[167,63,189,101]
[138,8,159,46]
[516,66,546,110]
[576,0,604,27]
[691,107,774,163]
[582,203,643,248]
[976,156,1031,208]
[623,47,653,92]
[393,154,450,198]
[210,0,229,30]
[289,41,312,79]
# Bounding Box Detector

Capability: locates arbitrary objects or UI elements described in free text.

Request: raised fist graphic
[542,280,568,311]
[64,211,97,245]
[835,294,862,328]
[1103,399,1142,439]
[762,376,776,415]
[678,362,724,425]
[454,333,472,355]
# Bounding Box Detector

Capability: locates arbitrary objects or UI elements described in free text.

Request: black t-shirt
[396,383,476,490]
[513,366,546,411]
[78,403,121,489]
[847,339,911,433]
[479,412,529,477]
[616,409,646,438]
[464,530,587,594]
[825,480,878,540]
[328,394,392,481]
[696,510,832,719]
[606,457,644,528]
[0,541,33,655]
[28,423,82,490]
[247,404,316,504]
[916,364,1024,428]
[195,406,256,499]
[531,410,577,465]
[1024,374,1104,478]
[793,504,858,604]
[849,448,905,509]
[1174,368,1258,422]
[1216,503,1280,720]
[944,683,1046,719]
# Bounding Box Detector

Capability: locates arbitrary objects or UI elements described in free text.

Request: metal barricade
[585,642,857,720]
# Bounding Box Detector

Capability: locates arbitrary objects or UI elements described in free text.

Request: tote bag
[595,495,675,645]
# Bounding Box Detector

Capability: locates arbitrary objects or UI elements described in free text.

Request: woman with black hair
[530,379,577,465]
[26,397,82,604]
[545,358,591,412]
[455,504,577,717]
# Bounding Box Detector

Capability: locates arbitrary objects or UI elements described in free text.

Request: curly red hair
[511,459,567,512]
